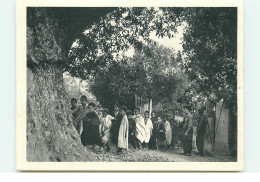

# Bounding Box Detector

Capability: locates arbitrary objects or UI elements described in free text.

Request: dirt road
[84,144,236,162]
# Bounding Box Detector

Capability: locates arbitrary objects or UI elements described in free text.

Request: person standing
[127,110,136,149]
[117,106,129,154]
[111,104,123,146]
[164,116,172,150]
[182,106,194,156]
[72,95,88,135]
[170,118,179,149]
[149,116,159,149]
[143,111,153,150]
[81,102,101,149]
[99,108,114,153]
[196,106,207,156]
[133,108,146,150]
[156,116,166,150]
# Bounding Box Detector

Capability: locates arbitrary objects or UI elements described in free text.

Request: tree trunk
[26,8,103,161]
[26,63,98,161]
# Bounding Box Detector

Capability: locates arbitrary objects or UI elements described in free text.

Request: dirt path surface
[83,144,236,162]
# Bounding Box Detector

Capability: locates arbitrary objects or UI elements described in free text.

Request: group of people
[70,95,208,157]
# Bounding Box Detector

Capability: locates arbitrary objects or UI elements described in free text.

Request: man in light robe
[100,108,114,153]
[133,108,146,150]
[117,106,129,154]
[72,95,88,135]
[143,111,153,150]
[164,116,172,150]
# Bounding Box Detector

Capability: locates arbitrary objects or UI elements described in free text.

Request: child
[99,108,114,152]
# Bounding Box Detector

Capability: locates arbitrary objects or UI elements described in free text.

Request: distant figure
[70,98,78,120]
[143,111,153,150]
[164,116,172,150]
[117,106,129,154]
[99,108,114,153]
[133,108,146,150]
[127,110,136,148]
[177,121,184,149]
[170,118,179,149]
[196,106,207,156]
[181,106,194,156]
[72,95,88,135]
[81,102,101,149]
[156,116,166,150]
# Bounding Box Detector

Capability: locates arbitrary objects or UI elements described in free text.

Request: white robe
[117,114,129,150]
[165,120,172,145]
[134,114,146,143]
[144,118,153,143]
[99,115,114,143]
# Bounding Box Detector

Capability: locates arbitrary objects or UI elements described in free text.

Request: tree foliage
[178,8,237,111]
[65,7,237,113]
[90,43,188,112]
[66,7,181,79]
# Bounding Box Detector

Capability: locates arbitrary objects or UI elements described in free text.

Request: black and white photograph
[16,0,243,171]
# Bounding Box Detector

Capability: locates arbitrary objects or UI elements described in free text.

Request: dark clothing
[134,136,142,149]
[182,115,194,154]
[171,122,179,148]
[157,122,166,142]
[128,117,136,148]
[151,117,157,124]
[149,121,159,149]
[128,118,136,135]
[111,114,123,145]
[142,142,148,149]
[81,111,101,146]
[183,134,193,154]
[196,114,207,155]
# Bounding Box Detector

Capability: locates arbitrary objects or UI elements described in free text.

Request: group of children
[70,95,205,156]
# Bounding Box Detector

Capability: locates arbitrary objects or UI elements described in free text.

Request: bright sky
[150,25,184,52]
[124,24,184,57]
